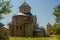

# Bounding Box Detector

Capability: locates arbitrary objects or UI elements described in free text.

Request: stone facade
[9,2,37,37]
[46,23,51,36]
[9,2,46,37]
[0,22,9,40]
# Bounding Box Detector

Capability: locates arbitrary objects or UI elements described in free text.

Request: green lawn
[9,37,49,40]
[55,35,60,40]
[9,35,60,40]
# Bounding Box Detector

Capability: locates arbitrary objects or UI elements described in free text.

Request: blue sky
[1,0,60,27]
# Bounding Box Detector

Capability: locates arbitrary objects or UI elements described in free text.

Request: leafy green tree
[51,23,60,34]
[0,0,12,20]
[51,5,60,34]
[53,5,60,24]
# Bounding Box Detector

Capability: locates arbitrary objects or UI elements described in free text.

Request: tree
[0,0,12,20]
[52,5,60,34]
[53,5,60,24]
[51,23,60,34]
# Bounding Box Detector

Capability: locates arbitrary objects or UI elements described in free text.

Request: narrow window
[16,26,18,30]
[20,26,22,30]
[4,32,6,36]
[0,30,1,33]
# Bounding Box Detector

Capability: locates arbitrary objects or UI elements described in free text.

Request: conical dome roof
[19,2,31,8]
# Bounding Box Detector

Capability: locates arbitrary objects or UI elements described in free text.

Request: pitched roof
[33,27,45,32]
[34,28,42,32]
[46,23,51,26]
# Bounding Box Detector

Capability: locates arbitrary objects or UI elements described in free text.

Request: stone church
[9,2,50,37]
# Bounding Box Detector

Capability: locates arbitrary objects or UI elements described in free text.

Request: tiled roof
[34,28,42,32]
[33,27,45,32]
[0,22,4,26]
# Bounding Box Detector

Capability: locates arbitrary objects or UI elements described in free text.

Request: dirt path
[49,35,57,40]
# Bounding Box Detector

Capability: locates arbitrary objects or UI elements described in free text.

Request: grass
[9,35,60,40]
[55,35,60,40]
[9,37,49,40]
